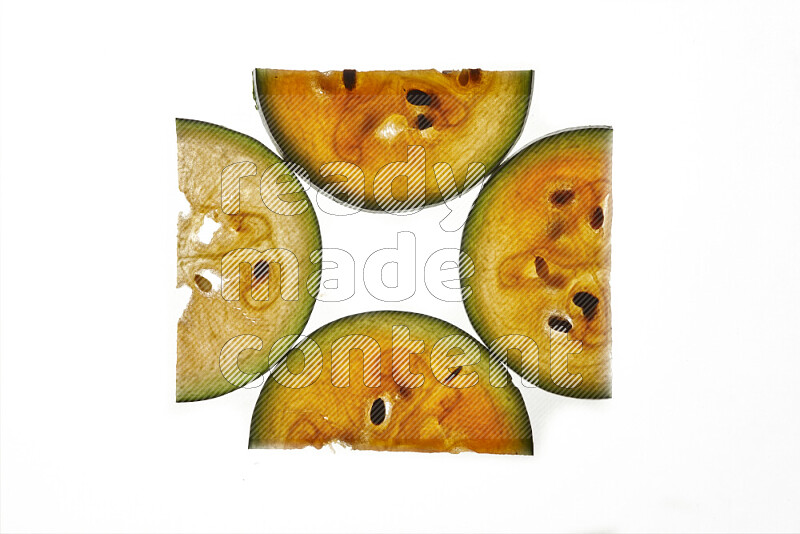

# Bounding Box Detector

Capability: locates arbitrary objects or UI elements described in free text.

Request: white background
[1,1,799,532]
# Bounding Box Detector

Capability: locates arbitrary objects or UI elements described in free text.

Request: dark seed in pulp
[444,365,463,383]
[253,260,270,282]
[546,219,566,240]
[406,89,433,106]
[548,315,573,333]
[550,189,575,205]
[534,256,549,278]
[590,207,604,229]
[573,292,600,320]
[369,398,386,425]
[417,114,434,130]
[342,69,356,90]
[194,274,212,292]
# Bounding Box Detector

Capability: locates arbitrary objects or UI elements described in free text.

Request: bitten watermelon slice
[461,127,613,399]
[249,311,533,455]
[254,69,532,212]
[176,119,321,402]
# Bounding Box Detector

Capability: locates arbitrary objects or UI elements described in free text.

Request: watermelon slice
[461,127,612,399]
[176,119,321,402]
[249,311,533,455]
[254,69,532,212]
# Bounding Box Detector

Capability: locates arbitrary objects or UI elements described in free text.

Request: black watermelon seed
[573,292,600,320]
[444,365,463,383]
[469,68,482,82]
[253,260,270,282]
[590,207,604,229]
[369,398,386,425]
[546,220,566,240]
[406,89,433,106]
[534,256,549,278]
[417,114,433,130]
[548,316,573,333]
[550,189,575,205]
[194,274,212,292]
[342,69,356,90]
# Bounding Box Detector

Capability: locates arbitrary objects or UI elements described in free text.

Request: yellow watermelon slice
[461,127,612,399]
[176,119,321,401]
[249,311,533,455]
[254,69,532,212]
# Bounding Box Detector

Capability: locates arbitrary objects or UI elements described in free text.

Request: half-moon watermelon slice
[461,127,612,399]
[176,119,321,402]
[249,311,533,455]
[253,69,532,212]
